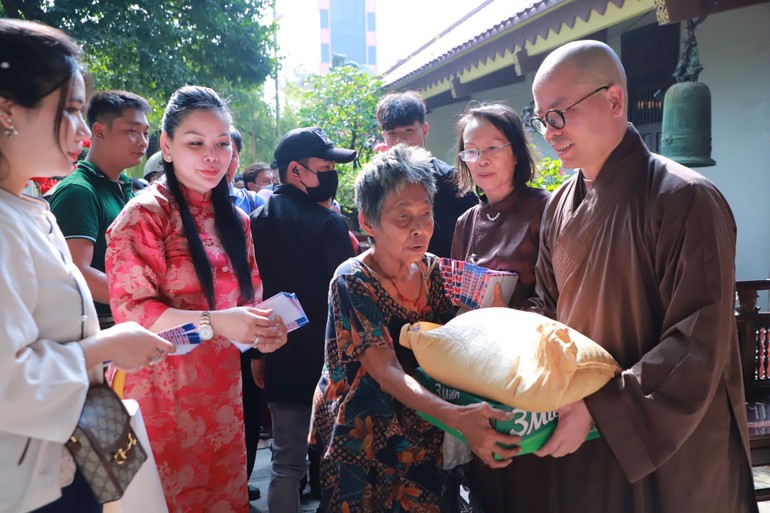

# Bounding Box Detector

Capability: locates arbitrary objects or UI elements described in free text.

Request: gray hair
[354,144,437,228]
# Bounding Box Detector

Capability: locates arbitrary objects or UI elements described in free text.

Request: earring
[2,111,16,138]
[164,155,172,162]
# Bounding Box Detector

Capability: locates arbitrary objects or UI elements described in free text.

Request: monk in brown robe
[529,40,757,512]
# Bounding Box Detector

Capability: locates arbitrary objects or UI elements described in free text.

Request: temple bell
[660,81,716,167]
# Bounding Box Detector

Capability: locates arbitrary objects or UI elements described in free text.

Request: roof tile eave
[382,0,574,88]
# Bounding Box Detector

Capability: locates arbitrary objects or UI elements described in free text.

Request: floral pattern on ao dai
[105,180,261,513]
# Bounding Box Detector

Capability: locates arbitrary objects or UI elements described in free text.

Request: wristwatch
[198,311,214,341]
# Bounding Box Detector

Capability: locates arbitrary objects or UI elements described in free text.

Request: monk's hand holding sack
[399,308,621,413]
[535,399,595,458]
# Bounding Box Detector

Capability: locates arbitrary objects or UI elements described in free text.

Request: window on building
[320,9,329,29]
[367,45,376,65]
[321,43,331,63]
[367,12,375,32]
[330,0,366,66]
[621,22,680,152]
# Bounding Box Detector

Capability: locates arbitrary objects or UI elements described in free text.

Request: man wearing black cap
[249,127,356,513]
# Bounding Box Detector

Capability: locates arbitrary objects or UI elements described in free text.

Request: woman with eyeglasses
[450,102,552,513]
[451,102,550,308]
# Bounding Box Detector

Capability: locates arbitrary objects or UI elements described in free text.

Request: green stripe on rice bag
[414,368,600,459]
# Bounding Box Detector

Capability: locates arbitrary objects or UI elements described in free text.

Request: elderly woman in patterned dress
[311,144,521,513]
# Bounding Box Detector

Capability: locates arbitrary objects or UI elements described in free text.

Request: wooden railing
[737,280,770,399]
[736,279,770,501]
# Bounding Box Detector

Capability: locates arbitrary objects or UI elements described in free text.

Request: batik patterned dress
[105,180,261,513]
[312,254,454,513]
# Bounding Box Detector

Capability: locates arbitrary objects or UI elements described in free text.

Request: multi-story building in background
[319,0,377,74]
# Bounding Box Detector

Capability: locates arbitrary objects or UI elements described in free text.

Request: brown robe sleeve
[584,179,739,483]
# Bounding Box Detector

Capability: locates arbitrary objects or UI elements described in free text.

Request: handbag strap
[111,369,126,398]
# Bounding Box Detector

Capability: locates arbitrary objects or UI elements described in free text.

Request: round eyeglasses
[458,142,513,163]
[529,85,611,135]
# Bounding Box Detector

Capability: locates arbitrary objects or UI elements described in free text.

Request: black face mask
[304,170,339,202]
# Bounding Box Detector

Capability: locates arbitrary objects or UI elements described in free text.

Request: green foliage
[529,156,570,192]
[296,63,383,214]
[4,1,286,178]
[217,82,297,166]
[333,163,359,217]
[3,0,277,102]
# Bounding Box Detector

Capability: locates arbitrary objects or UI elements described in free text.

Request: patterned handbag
[65,384,148,504]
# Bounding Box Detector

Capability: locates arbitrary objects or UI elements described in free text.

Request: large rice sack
[399,308,621,412]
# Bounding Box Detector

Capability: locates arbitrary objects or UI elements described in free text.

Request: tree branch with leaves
[2,0,277,102]
[297,62,383,215]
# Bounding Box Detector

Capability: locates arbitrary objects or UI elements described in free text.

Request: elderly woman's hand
[454,402,521,468]
[359,346,520,468]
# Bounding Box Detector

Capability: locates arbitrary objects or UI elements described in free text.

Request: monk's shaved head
[534,41,627,109]
[531,40,629,178]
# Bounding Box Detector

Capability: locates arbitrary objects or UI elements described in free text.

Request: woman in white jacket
[0,20,174,513]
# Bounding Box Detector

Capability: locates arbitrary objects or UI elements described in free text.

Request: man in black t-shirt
[375,91,478,257]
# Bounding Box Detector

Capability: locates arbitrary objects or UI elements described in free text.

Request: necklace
[483,199,501,222]
[481,187,511,222]
[367,258,427,311]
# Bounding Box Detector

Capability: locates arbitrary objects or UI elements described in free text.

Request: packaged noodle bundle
[438,258,519,309]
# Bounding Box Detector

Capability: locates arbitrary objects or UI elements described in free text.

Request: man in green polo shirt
[49,90,150,328]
